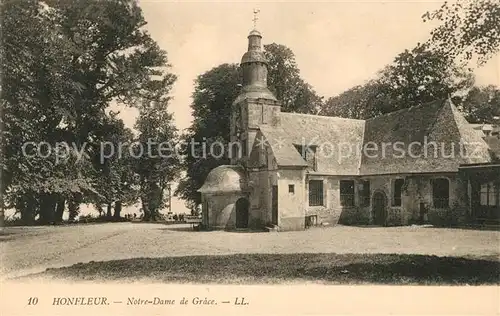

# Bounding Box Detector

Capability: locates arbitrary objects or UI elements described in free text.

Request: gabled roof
[198,165,247,193]
[360,100,492,175]
[260,112,365,175]
[484,136,500,161]
[257,127,309,167]
[250,99,495,176]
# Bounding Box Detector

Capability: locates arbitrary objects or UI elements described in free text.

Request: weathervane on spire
[252,9,260,29]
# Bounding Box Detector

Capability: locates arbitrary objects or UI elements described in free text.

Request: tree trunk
[95,204,104,217]
[19,196,36,226]
[68,195,81,222]
[54,196,66,223]
[141,198,150,221]
[0,209,4,232]
[106,203,112,218]
[38,193,57,225]
[114,200,122,219]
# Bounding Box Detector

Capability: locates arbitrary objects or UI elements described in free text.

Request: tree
[1,0,95,225]
[423,0,500,66]
[377,44,474,112]
[264,44,323,113]
[324,0,499,121]
[175,64,239,208]
[322,80,386,119]
[92,113,138,220]
[1,0,175,225]
[134,98,181,222]
[323,44,474,119]
[456,85,500,124]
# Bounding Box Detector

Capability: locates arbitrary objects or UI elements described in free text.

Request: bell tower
[230,11,281,165]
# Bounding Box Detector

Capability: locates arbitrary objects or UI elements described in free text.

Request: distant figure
[133,213,137,219]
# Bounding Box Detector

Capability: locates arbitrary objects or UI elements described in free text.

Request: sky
[114,0,499,215]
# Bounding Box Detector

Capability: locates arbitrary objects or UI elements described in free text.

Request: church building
[198,28,500,231]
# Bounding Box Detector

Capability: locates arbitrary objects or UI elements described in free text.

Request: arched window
[431,178,449,208]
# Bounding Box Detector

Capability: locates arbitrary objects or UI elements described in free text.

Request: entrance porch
[459,163,500,225]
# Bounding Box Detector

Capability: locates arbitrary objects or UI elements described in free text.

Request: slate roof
[253,99,495,175]
[259,113,365,175]
[197,165,247,193]
[360,100,492,175]
[484,136,500,161]
[257,126,309,167]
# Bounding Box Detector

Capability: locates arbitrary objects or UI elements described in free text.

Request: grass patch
[25,253,500,285]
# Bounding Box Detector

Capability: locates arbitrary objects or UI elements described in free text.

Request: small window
[241,139,247,157]
[309,180,323,206]
[294,144,317,171]
[288,184,295,194]
[360,180,370,207]
[340,180,355,207]
[393,179,404,207]
[432,178,449,208]
[480,182,498,206]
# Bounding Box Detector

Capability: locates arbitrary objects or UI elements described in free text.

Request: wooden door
[235,198,249,228]
[373,192,387,226]
[271,185,278,225]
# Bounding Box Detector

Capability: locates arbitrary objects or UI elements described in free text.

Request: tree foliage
[423,0,500,65]
[1,0,178,225]
[325,0,500,121]
[456,85,500,124]
[323,44,474,119]
[133,98,181,221]
[175,64,239,209]
[264,44,323,113]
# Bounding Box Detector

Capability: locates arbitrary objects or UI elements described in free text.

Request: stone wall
[277,169,306,231]
[304,175,360,226]
[361,173,467,226]
[301,172,468,227]
[202,192,248,230]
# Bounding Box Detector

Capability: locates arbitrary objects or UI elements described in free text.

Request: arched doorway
[235,198,249,228]
[372,191,387,226]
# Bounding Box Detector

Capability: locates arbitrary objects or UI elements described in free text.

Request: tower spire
[252,9,260,29]
[232,10,277,105]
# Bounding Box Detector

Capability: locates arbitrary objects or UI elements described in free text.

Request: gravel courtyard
[1,223,499,281]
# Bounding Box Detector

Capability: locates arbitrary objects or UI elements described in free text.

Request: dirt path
[1,223,499,279]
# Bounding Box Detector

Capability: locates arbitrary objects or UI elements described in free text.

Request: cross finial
[252,9,260,28]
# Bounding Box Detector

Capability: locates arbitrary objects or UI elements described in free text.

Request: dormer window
[294,144,317,171]
[241,139,247,157]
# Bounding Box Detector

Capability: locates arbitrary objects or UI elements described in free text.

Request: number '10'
[28,297,38,305]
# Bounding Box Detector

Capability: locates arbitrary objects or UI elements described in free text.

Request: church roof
[197,165,247,193]
[255,99,494,175]
[360,99,492,175]
[248,29,262,37]
[257,126,309,167]
[260,113,365,175]
[241,50,268,64]
[233,85,277,105]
